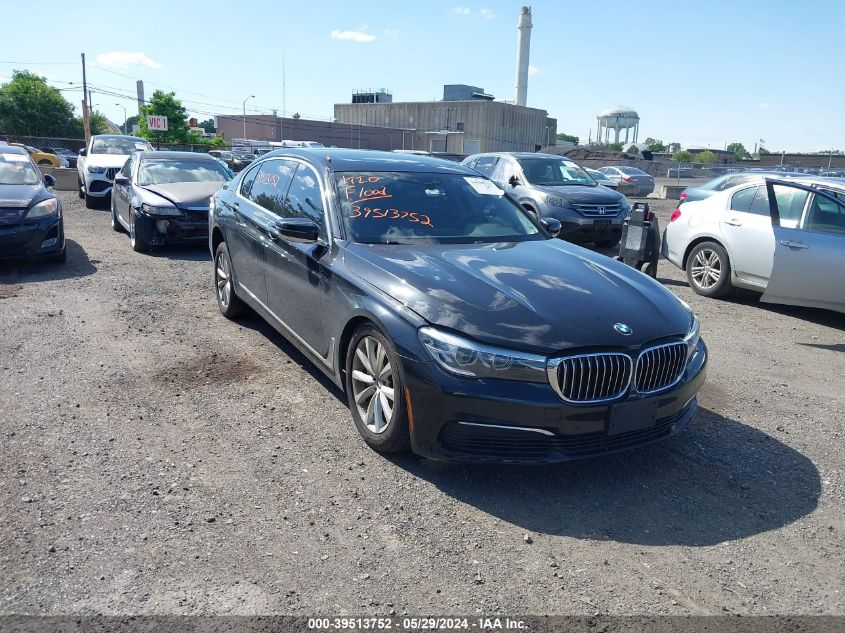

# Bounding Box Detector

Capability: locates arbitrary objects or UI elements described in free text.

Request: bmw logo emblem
[614,323,633,335]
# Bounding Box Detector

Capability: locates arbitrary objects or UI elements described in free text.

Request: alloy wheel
[216,249,233,309]
[351,336,395,434]
[690,248,721,289]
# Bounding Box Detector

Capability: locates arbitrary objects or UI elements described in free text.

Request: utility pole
[81,53,91,145]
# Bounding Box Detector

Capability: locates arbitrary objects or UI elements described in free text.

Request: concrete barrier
[38,166,78,192]
[658,184,686,201]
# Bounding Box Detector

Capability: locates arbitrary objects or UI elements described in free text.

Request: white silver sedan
[662,177,845,313]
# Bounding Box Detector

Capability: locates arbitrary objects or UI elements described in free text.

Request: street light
[242,95,255,140]
[115,103,127,135]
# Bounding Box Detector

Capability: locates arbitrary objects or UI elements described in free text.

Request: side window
[803,191,845,235]
[749,187,771,215]
[729,186,757,212]
[120,155,133,179]
[473,156,499,177]
[773,185,810,227]
[248,159,296,214]
[239,163,261,198]
[492,159,516,185]
[283,164,326,237]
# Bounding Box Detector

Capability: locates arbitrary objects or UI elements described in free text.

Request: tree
[644,137,666,153]
[695,150,717,164]
[759,146,771,156]
[0,70,78,136]
[125,115,139,133]
[137,90,191,143]
[198,118,216,133]
[626,145,640,155]
[556,132,579,144]
[672,150,693,163]
[727,142,750,160]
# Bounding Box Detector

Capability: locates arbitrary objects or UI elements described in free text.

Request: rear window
[619,167,648,176]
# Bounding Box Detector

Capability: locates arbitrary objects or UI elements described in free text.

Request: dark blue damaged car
[209,149,707,463]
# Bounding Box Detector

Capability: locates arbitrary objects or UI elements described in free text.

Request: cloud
[450,6,471,14]
[759,102,775,109]
[96,51,161,69]
[479,8,495,19]
[383,28,400,38]
[331,29,376,42]
[528,65,540,76]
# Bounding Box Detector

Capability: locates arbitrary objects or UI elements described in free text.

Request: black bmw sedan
[209,149,706,463]
[0,145,65,262]
[111,151,232,252]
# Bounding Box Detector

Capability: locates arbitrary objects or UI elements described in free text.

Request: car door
[113,155,134,224]
[719,185,780,286]
[761,181,845,313]
[264,161,329,354]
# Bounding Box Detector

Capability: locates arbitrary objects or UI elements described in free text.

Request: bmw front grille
[634,341,687,395]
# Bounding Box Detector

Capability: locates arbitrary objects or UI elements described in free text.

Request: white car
[662,177,845,313]
[77,135,152,208]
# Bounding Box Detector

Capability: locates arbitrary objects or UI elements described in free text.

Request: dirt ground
[1,192,842,616]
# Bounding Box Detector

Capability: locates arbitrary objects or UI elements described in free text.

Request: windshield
[91,138,152,155]
[336,171,544,245]
[0,153,40,185]
[516,158,595,186]
[138,158,231,186]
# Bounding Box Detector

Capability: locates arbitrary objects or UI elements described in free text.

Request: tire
[110,197,124,233]
[129,208,149,253]
[213,242,250,319]
[595,236,621,249]
[84,193,99,209]
[78,177,85,199]
[46,247,66,263]
[641,261,658,278]
[522,205,539,221]
[345,323,410,454]
[38,160,52,166]
[686,241,732,297]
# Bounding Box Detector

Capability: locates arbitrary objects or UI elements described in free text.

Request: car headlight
[683,314,700,362]
[418,326,546,382]
[546,195,568,207]
[141,203,181,217]
[26,198,59,218]
[87,166,107,174]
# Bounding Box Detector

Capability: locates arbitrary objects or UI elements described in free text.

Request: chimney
[514,6,532,107]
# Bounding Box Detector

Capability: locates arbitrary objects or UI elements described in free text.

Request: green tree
[759,146,771,156]
[125,115,139,133]
[627,145,640,155]
[137,90,191,143]
[0,70,78,136]
[644,137,666,153]
[695,150,717,164]
[198,118,216,133]
[556,132,579,144]
[727,142,750,160]
[672,149,693,163]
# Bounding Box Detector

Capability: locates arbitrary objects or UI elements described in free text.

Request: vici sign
[146,115,169,132]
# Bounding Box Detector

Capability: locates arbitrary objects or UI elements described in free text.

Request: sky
[3,0,844,153]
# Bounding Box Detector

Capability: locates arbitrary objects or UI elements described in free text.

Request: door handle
[724,218,742,226]
[779,240,809,249]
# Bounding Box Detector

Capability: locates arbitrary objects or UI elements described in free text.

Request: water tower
[596,106,640,144]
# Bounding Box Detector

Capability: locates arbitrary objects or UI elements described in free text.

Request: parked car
[678,171,807,205]
[41,147,78,169]
[209,149,706,463]
[10,143,67,168]
[463,152,629,248]
[598,166,655,196]
[77,134,153,209]
[0,145,65,262]
[586,168,618,190]
[662,177,844,313]
[110,151,231,253]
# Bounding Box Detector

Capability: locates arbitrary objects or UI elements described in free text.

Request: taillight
[670,209,681,222]
[623,176,633,183]
[680,192,687,199]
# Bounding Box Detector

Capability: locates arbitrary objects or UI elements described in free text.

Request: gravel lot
[1,191,842,616]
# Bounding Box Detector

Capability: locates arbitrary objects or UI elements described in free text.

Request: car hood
[84,154,131,169]
[344,239,692,354]
[140,182,224,208]
[532,184,625,204]
[0,184,51,224]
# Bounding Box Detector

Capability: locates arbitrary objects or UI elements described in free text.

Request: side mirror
[508,175,521,187]
[541,217,562,238]
[114,175,129,185]
[43,174,56,188]
[270,218,319,244]
[78,148,87,156]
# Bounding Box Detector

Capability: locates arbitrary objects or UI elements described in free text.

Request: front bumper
[85,175,114,197]
[402,340,707,464]
[549,211,625,242]
[135,209,209,246]
[0,215,64,260]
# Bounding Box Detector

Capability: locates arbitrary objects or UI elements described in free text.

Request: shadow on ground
[389,407,820,547]
[149,243,212,262]
[0,239,96,285]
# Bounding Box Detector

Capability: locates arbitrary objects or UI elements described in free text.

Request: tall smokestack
[514,6,532,107]
[136,80,145,116]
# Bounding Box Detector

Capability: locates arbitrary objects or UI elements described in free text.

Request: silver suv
[462,152,630,247]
